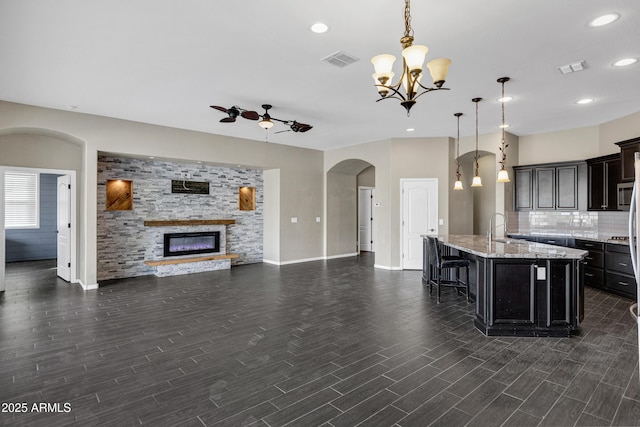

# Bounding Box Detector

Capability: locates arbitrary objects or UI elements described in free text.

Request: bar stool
[425,236,470,304]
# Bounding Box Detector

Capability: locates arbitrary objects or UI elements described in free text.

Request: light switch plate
[291,217,297,223]
[316,217,321,222]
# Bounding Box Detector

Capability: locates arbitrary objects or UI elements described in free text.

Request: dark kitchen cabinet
[616,137,640,182]
[514,168,533,211]
[574,239,605,290]
[587,154,621,211]
[514,161,586,211]
[605,243,637,300]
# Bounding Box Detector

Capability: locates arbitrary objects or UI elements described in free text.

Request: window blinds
[5,171,39,228]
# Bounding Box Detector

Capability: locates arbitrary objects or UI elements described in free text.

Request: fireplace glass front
[163,231,220,257]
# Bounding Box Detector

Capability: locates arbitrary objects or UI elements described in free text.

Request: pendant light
[471,98,483,187]
[496,77,511,182]
[453,112,464,190]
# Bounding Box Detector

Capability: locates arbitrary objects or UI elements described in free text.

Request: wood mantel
[143,219,236,227]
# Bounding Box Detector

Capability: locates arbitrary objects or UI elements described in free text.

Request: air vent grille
[321,51,360,68]
[558,60,587,74]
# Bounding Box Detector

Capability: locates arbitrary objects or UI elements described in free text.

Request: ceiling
[1,0,639,151]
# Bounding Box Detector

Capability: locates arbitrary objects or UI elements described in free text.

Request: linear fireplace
[163,231,220,257]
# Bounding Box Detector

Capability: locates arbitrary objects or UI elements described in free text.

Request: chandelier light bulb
[471,176,483,187]
[454,180,464,191]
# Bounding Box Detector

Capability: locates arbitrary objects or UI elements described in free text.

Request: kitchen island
[424,235,588,337]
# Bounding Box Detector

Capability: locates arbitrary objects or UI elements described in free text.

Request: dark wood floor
[1,254,639,427]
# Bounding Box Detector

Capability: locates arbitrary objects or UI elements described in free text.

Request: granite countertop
[429,235,588,259]
[508,232,631,245]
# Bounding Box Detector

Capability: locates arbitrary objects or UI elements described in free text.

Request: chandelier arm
[373,84,408,102]
[411,87,450,102]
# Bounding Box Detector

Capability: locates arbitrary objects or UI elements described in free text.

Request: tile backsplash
[515,210,630,237]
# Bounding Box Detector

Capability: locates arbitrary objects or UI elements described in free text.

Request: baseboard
[325,253,358,260]
[374,264,403,270]
[78,280,99,290]
[262,256,325,266]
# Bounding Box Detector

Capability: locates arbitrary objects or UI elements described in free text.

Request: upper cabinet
[514,167,533,210]
[513,161,586,211]
[616,137,640,182]
[586,153,621,211]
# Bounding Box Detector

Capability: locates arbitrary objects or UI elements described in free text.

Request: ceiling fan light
[471,176,483,187]
[453,180,464,191]
[497,169,511,183]
[258,119,273,129]
[402,45,428,74]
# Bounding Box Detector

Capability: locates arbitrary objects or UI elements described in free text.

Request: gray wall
[97,155,263,280]
[326,172,357,256]
[5,173,61,262]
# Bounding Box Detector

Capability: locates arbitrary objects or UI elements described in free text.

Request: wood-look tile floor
[1,255,639,427]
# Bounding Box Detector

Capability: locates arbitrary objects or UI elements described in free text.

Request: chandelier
[371,0,452,115]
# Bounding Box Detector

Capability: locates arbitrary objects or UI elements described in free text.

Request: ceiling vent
[558,60,587,74]
[321,51,360,68]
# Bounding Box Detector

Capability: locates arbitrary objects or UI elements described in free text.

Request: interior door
[402,179,438,270]
[359,187,374,252]
[57,175,71,281]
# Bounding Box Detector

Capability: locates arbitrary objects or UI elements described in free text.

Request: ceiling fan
[209,105,260,123]
[258,104,313,134]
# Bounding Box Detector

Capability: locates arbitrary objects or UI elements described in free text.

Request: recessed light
[310,23,329,34]
[576,98,594,105]
[498,96,513,103]
[589,13,619,27]
[406,128,415,132]
[613,58,638,67]
[149,156,155,159]
[499,124,510,129]
[66,105,78,110]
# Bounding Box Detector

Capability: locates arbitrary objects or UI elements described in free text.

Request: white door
[57,175,71,281]
[359,187,374,252]
[402,179,438,270]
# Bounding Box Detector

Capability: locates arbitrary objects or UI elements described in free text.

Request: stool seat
[424,236,470,304]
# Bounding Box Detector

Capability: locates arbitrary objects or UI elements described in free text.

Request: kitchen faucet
[488,212,508,242]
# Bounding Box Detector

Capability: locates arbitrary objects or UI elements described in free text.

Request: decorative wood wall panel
[106,179,133,210]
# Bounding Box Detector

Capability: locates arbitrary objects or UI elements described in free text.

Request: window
[5,171,39,229]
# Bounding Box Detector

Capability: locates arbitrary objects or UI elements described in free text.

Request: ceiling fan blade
[291,122,312,132]
[210,105,228,113]
[220,117,236,123]
[241,110,260,120]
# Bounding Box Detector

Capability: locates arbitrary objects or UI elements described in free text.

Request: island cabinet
[474,257,582,337]
[433,236,587,337]
[586,154,621,210]
[513,161,587,211]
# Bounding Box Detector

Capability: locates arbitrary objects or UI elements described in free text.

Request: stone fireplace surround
[97,155,263,281]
